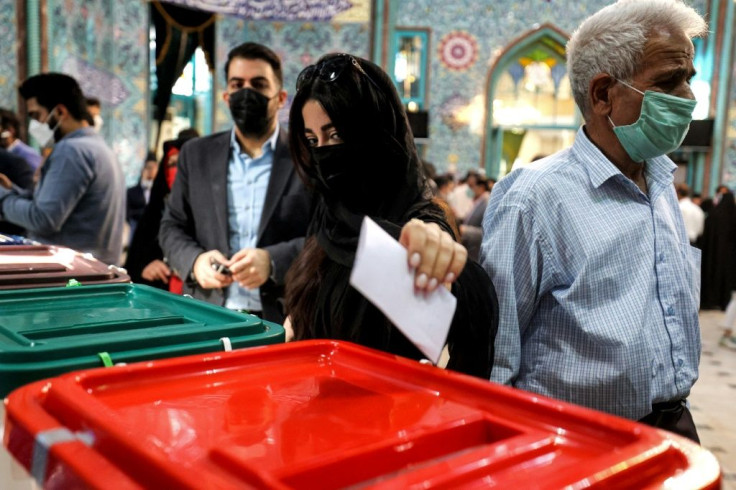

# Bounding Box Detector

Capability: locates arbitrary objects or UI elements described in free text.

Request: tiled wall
[4,0,723,184]
[47,0,149,185]
[214,18,372,132]
[395,0,709,175]
[724,59,736,190]
[0,0,18,110]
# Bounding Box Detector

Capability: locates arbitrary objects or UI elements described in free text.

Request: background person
[86,96,103,132]
[0,73,125,265]
[459,171,490,262]
[125,134,197,291]
[0,148,34,235]
[699,186,736,310]
[676,182,704,246]
[126,152,158,238]
[0,108,42,170]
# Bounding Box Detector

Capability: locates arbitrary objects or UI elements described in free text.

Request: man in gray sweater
[0,73,125,265]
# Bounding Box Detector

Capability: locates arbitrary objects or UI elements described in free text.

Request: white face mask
[93,115,104,132]
[28,108,60,147]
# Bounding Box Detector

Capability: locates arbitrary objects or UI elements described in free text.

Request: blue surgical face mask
[608,79,697,162]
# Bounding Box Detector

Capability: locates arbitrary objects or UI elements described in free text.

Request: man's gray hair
[567,0,707,118]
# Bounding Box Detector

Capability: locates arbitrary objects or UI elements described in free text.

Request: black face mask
[229,88,274,138]
[310,144,379,213]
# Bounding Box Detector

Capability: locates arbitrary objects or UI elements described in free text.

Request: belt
[651,399,685,413]
[237,309,262,317]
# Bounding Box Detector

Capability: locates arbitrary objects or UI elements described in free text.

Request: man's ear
[53,104,69,121]
[589,73,617,117]
[276,89,287,109]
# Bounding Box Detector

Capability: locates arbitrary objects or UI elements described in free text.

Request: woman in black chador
[700,188,736,310]
[285,53,497,378]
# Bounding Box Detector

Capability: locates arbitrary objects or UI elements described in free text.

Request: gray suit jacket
[159,128,312,322]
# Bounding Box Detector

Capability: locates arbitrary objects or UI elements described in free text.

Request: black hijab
[287,54,450,347]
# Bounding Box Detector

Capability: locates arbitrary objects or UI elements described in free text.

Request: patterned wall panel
[396,0,710,175]
[214,17,371,132]
[723,60,736,190]
[0,0,18,110]
[47,0,149,185]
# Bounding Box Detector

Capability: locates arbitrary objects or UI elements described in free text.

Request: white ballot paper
[349,216,457,364]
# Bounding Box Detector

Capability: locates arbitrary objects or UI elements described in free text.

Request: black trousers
[638,400,700,444]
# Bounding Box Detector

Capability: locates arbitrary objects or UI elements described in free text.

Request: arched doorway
[481,24,580,179]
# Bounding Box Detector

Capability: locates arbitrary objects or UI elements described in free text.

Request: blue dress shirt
[0,128,125,265]
[224,127,277,311]
[481,127,701,420]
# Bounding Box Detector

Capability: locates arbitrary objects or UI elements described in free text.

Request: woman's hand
[399,219,467,293]
[283,316,295,342]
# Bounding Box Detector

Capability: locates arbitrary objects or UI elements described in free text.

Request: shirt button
[659,253,665,263]
[667,306,675,316]
[678,358,684,367]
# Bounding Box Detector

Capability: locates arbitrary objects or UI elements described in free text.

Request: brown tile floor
[691,309,736,489]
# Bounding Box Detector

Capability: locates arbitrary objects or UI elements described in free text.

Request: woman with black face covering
[285,54,498,378]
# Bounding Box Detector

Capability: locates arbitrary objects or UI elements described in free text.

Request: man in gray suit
[160,43,311,323]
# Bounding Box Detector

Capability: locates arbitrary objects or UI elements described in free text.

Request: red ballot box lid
[3,340,721,489]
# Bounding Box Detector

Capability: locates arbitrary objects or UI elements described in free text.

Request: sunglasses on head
[296,54,380,92]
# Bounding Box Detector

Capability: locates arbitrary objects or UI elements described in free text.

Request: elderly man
[482,0,705,442]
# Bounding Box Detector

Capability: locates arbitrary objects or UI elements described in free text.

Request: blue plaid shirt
[481,128,701,420]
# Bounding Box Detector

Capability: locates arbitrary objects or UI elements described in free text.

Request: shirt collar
[63,127,98,140]
[573,126,676,189]
[230,123,280,156]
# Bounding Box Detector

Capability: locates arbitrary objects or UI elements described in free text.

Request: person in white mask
[0,108,42,169]
[0,73,125,265]
[126,153,159,239]
[86,97,103,132]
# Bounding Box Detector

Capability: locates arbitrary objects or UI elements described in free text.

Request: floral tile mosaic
[0,0,18,111]
[47,0,149,185]
[214,18,372,132]
[395,0,710,175]
[3,0,726,185]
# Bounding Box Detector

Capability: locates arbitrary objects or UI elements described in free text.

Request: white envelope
[349,217,457,364]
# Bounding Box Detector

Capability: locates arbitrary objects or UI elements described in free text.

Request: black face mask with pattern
[229,88,274,138]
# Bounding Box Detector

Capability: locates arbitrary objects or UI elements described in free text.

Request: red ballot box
[3,340,721,489]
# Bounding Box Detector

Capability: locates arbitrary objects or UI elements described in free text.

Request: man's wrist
[269,258,277,282]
